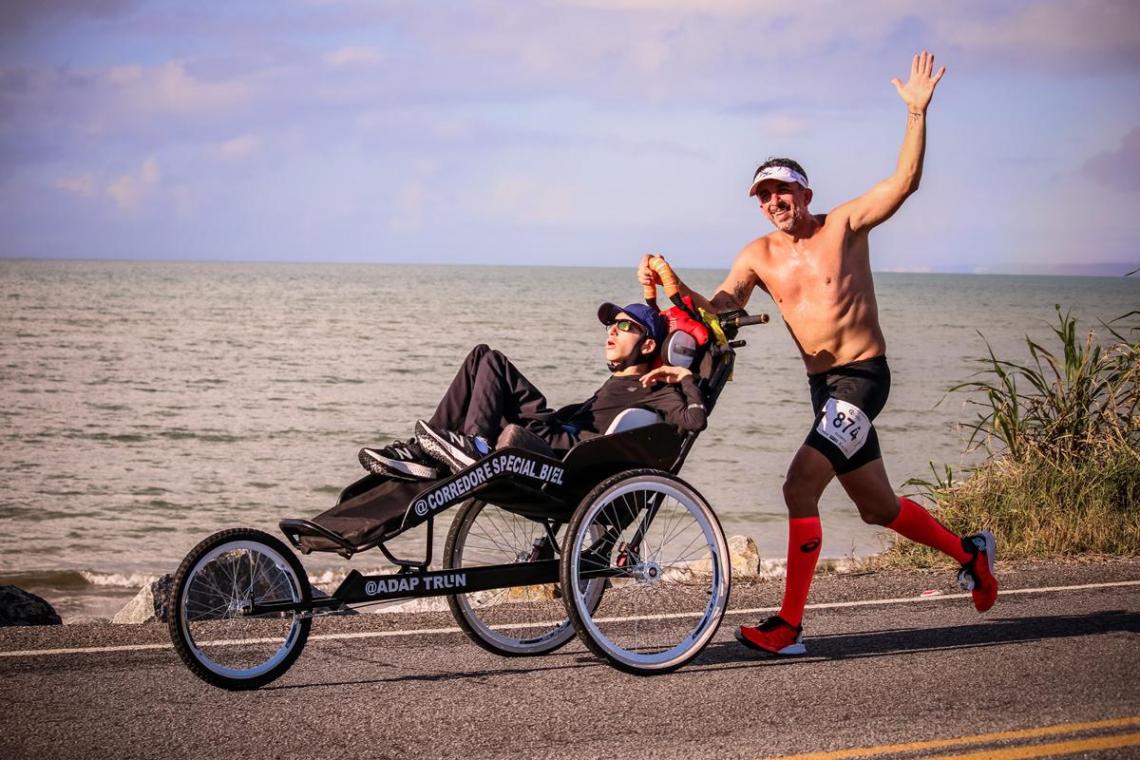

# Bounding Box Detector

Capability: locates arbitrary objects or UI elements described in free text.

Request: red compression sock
[887,496,971,564]
[777,516,822,628]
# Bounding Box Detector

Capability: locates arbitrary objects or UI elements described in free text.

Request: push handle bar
[719,312,769,329]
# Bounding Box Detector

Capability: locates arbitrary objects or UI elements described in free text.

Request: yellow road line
[926,731,1140,759]
[761,715,1140,760]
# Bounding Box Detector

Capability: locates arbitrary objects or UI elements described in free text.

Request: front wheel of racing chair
[560,469,730,675]
[444,499,606,656]
[168,528,313,690]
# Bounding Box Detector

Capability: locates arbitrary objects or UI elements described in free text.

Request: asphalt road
[2,563,1138,760]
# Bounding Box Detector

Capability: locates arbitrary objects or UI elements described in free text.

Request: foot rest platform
[279,519,360,557]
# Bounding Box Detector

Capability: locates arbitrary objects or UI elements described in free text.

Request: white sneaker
[358,439,444,480]
[414,420,491,474]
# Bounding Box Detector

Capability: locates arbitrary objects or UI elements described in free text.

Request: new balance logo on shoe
[415,420,491,474]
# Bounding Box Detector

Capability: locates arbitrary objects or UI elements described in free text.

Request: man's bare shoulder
[737,234,774,266]
[821,205,862,234]
[712,237,770,306]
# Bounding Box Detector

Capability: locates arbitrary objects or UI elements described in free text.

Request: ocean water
[1,260,1136,621]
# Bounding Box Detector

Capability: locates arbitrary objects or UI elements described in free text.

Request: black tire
[444,499,604,657]
[168,528,312,690]
[560,469,730,675]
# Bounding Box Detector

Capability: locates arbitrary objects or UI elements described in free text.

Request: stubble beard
[770,204,803,234]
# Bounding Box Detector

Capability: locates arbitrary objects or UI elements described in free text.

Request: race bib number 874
[816,399,870,459]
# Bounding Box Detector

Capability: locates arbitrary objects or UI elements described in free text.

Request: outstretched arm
[839,51,946,232]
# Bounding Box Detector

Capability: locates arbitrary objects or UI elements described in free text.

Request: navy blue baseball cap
[597,302,667,344]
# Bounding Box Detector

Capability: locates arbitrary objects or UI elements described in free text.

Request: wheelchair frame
[168,310,765,690]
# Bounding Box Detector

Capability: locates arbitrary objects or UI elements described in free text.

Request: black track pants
[428,344,563,446]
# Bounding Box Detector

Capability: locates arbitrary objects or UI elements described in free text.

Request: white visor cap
[748,165,810,197]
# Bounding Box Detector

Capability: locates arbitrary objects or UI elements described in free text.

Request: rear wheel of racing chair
[169,528,312,690]
[445,499,605,656]
[561,469,731,675]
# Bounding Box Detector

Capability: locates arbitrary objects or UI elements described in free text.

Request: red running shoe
[958,530,998,612]
[735,615,806,656]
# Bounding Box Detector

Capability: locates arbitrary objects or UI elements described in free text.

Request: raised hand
[891,50,945,114]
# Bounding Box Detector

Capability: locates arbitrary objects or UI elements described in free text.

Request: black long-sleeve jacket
[540,374,707,448]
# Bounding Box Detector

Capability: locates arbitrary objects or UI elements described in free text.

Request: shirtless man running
[638,51,997,656]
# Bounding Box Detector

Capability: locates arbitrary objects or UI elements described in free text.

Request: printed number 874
[833,412,861,441]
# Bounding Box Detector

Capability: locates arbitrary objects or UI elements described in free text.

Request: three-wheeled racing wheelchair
[168,308,768,690]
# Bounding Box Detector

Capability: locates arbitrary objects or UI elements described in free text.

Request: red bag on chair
[661,295,709,346]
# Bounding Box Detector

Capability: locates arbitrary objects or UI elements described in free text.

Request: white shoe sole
[415,421,476,473]
[734,627,807,656]
[362,450,440,480]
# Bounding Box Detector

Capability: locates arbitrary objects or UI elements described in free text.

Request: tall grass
[887,306,1140,565]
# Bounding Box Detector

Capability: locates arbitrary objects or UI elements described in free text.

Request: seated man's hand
[639,366,692,386]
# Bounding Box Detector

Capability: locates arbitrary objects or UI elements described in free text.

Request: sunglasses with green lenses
[606,318,644,334]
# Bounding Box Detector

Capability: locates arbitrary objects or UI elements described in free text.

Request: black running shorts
[803,356,891,475]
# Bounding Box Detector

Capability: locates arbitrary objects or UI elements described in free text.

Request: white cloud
[108,61,251,115]
[54,174,98,198]
[215,134,261,160]
[7,0,1140,270]
[763,116,810,138]
[106,65,144,86]
[106,157,160,210]
[51,159,163,210]
[324,46,382,67]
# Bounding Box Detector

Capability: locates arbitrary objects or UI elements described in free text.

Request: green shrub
[888,306,1140,565]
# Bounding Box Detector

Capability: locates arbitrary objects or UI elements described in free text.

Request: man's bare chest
[762,247,847,310]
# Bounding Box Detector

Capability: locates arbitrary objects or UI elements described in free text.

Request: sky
[2,0,1139,275]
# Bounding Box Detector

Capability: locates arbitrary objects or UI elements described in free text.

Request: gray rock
[0,585,62,627]
[727,535,762,578]
[689,534,763,579]
[113,574,174,624]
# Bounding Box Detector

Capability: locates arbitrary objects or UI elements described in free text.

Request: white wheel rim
[179,540,305,681]
[570,476,728,670]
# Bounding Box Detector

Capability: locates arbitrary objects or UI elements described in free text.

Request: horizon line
[1,256,1138,279]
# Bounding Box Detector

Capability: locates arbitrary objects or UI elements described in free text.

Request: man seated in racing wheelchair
[359,301,707,480]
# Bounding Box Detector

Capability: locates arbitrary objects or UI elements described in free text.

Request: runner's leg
[777,445,833,626]
[783,445,835,519]
[838,459,971,563]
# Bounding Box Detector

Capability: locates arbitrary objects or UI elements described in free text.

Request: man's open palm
[891,50,945,113]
